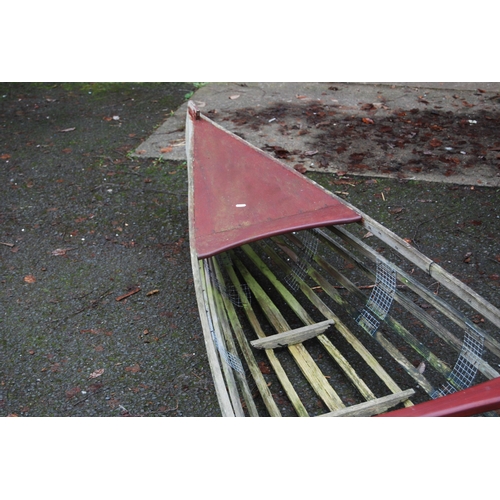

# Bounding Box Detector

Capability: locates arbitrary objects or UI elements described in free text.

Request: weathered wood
[203,261,246,417]
[257,239,378,402]
[318,227,500,381]
[251,320,335,349]
[243,242,412,405]
[224,252,310,416]
[211,257,282,416]
[319,389,415,417]
[329,225,500,359]
[209,259,260,417]
[329,196,500,330]
[274,234,434,396]
[193,260,235,416]
[233,251,345,412]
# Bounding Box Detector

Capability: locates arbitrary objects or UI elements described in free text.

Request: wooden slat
[223,253,309,416]
[251,320,335,349]
[203,261,245,417]
[318,389,415,417]
[273,234,434,396]
[209,259,260,417]
[328,225,500,359]
[209,259,281,417]
[232,250,345,412]
[194,261,235,416]
[317,228,500,381]
[257,240,378,402]
[327,195,500,330]
[262,236,410,402]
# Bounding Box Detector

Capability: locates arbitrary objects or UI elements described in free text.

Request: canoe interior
[196,219,500,417]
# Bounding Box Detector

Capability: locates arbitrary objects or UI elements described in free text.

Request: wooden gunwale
[202,261,245,416]
[208,259,260,416]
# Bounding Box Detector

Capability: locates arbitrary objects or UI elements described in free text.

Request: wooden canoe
[185,101,500,417]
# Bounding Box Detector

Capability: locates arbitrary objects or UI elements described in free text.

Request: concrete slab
[134,82,500,187]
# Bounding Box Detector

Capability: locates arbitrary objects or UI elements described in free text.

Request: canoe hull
[186,103,500,417]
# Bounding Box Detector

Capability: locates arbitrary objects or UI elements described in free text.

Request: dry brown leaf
[125,363,140,374]
[146,289,159,296]
[362,117,375,125]
[160,146,173,153]
[89,368,104,379]
[24,274,36,283]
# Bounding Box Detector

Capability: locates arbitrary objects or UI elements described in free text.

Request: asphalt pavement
[1,82,499,418]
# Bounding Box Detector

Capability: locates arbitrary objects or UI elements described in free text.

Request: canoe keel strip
[187,103,500,417]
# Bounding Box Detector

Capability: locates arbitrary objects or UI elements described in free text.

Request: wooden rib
[317,228,500,381]
[262,238,417,401]
[211,257,282,417]
[195,261,235,416]
[318,389,415,417]
[328,225,500,359]
[275,232,435,395]
[330,197,500,330]
[208,259,260,416]
[283,233,452,379]
[241,243,385,404]
[222,253,309,416]
[203,261,245,416]
[232,250,345,412]
[251,320,335,349]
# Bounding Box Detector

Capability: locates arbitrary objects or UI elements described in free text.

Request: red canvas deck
[187,103,362,259]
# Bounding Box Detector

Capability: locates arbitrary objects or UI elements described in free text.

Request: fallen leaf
[388,206,404,214]
[229,95,240,100]
[1,153,11,160]
[24,274,36,283]
[58,127,76,133]
[429,138,442,148]
[51,248,75,256]
[146,289,159,296]
[125,363,140,374]
[294,164,307,174]
[89,368,104,379]
[66,387,81,399]
[363,232,374,239]
[463,252,472,264]
[417,361,426,374]
[362,117,375,125]
[258,362,271,374]
[160,146,173,153]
